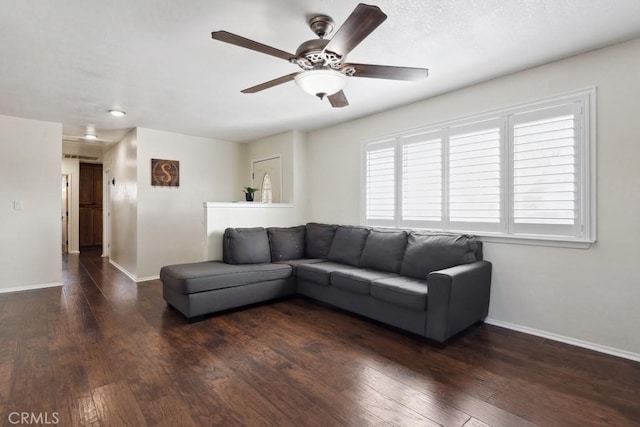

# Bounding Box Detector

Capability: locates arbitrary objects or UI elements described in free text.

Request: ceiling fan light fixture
[294,69,347,99]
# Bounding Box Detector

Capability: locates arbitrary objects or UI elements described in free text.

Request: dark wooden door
[79,207,93,246]
[79,164,94,205]
[93,166,103,203]
[79,163,103,247]
[92,208,103,246]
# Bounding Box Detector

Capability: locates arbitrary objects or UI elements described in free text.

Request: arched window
[261,173,273,203]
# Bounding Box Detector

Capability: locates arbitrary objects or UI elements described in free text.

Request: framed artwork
[151,159,180,187]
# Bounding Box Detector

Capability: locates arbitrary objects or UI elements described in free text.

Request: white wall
[292,130,308,218]
[103,129,138,277]
[0,115,62,291]
[61,158,80,253]
[306,38,640,357]
[243,131,295,203]
[135,128,243,279]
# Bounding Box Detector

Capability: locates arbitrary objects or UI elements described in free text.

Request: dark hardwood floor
[0,250,639,426]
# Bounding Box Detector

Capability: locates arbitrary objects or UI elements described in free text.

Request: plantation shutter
[400,132,442,226]
[360,90,592,244]
[364,140,396,225]
[448,119,503,231]
[511,103,582,237]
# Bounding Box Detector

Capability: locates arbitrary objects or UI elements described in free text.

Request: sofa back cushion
[360,229,408,273]
[223,227,271,264]
[400,232,478,279]
[267,226,306,261]
[305,223,337,259]
[327,226,370,267]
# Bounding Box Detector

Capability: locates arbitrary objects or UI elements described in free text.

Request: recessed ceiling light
[108,109,126,117]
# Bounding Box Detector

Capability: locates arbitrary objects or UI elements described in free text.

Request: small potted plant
[242,186,259,202]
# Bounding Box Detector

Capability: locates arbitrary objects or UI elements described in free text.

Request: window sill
[369,224,596,249]
[466,233,594,249]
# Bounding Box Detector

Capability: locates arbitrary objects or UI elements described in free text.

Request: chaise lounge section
[160,223,492,343]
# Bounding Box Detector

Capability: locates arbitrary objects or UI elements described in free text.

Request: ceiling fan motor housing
[290,14,346,71]
[294,38,344,70]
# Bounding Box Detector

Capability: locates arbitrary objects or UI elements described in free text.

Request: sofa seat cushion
[275,258,327,275]
[160,261,292,295]
[331,269,399,295]
[371,276,429,311]
[297,262,358,287]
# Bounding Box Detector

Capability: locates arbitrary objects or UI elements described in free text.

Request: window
[261,173,273,203]
[401,131,442,225]
[361,89,595,246]
[448,119,502,231]
[364,140,395,224]
[511,104,582,237]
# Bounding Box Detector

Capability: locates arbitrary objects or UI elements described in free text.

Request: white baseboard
[0,282,63,294]
[68,250,80,254]
[485,318,640,363]
[136,275,159,283]
[109,259,138,282]
[108,260,159,283]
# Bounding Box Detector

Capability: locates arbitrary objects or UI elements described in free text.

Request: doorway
[252,156,282,203]
[79,163,103,248]
[61,174,69,253]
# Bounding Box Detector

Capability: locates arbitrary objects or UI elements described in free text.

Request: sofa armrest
[425,260,492,342]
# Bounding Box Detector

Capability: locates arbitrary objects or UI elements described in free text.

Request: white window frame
[360,88,596,248]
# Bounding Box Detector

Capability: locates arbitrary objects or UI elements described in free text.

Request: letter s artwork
[160,163,173,183]
[151,159,180,187]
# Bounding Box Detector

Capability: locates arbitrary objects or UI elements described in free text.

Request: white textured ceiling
[1,0,639,145]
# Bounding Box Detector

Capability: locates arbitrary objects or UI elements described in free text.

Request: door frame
[61,174,70,254]
[102,167,111,258]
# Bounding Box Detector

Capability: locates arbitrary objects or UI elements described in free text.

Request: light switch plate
[14,200,24,210]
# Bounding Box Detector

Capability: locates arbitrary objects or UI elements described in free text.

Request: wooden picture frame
[151,159,180,187]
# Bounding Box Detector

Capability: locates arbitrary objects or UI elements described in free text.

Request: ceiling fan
[211,3,429,108]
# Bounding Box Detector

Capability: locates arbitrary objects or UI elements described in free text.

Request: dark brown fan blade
[241,72,299,94]
[212,31,296,61]
[347,63,429,81]
[323,4,387,57]
[328,90,349,108]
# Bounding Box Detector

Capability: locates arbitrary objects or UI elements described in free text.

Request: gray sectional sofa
[160,223,492,343]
